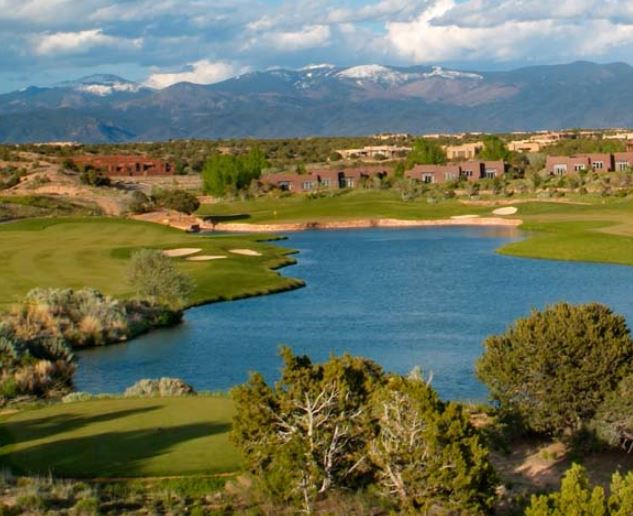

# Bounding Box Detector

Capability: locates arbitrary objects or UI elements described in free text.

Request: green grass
[0,217,303,309]
[0,397,241,478]
[198,190,493,223]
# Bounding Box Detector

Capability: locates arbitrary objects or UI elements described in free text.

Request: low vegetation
[231,348,496,513]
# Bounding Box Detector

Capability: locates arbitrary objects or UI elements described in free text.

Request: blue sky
[2,0,633,92]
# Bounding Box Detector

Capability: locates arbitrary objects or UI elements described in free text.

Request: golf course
[0,397,240,478]
[0,217,303,309]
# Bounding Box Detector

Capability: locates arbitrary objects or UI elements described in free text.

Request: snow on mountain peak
[422,66,483,80]
[337,65,406,84]
[300,64,335,71]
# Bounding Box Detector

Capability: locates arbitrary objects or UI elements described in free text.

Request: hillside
[2,62,633,142]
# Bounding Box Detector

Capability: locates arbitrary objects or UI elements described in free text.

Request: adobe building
[72,155,173,177]
[545,154,615,175]
[261,165,390,193]
[405,160,505,184]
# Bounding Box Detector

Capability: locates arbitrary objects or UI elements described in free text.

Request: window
[422,174,434,184]
[574,164,586,172]
[461,170,473,178]
[321,179,331,187]
[485,169,497,179]
[592,161,604,170]
[278,181,291,191]
[616,161,630,172]
[445,172,457,181]
[302,181,314,191]
[345,177,354,188]
[553,164,567,175]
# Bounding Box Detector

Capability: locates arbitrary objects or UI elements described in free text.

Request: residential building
[261,165,389,193]
[614,152,633,171]
[335,145,411,161]
[508,140,543,153]
[443,142,484,160]
[72,155,173,177]
[404,160,505,184]
[545,154,615,175]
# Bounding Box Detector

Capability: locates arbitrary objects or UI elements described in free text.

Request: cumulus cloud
[261,25,332,51]
[385,0,633,63]
[32,29,142,56]
[144,59,247,88]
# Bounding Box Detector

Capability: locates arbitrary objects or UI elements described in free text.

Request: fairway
[0,217,303,309]
[0,397,241,478]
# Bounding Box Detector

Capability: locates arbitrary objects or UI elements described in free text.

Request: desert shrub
[128,191,154,214]
[231,348,495,514]
[525,463,633,515]
[129,249,194,308]
[153,189,200,214]
[72,497,100,515]
[8,288,128,348]
[592,374,633,448]
[477,303,633,436]
[124,378,195,397]
[80,168,111,187]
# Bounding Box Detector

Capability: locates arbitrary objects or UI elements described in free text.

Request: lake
[76,226,633,401]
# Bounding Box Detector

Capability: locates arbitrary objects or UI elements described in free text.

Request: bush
[231,348,495,513]
[153,189,200,214]
[525,463,633,515]
[477,303,633,436]
[80,169,111,187]
[128,249,194,308]
[592,374,633,448]
[124,378,195,398]
[128,191,154,214]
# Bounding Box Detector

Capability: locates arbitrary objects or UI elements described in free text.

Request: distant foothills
[3,61,633,143]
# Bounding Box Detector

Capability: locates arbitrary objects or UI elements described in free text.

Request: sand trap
[492,206,518,216]
[450,214,480,220]
[229,248,262,257]
[186,255,227,261]
[163,248,202,258]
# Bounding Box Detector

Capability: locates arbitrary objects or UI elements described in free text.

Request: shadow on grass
[2,405,162,446]
[6,421,231,478]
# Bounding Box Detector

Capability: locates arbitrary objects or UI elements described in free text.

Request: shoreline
[208,216,523,233]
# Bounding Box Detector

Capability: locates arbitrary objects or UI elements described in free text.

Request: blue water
[75,227,633,401]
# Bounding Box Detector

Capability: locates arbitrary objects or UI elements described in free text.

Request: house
[443,142,484,160]
[545,154,614,175]
[261,166,389,192]
[72,155,173,177]
[508,140,543,153]
[404,161,505,184]
[405,164,461,184]
[335,145,411,161]
[613,152,633,172]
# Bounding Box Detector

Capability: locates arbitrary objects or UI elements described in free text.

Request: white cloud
[32,29,142,56]
[144,59,246,88]
[385,0,633,63]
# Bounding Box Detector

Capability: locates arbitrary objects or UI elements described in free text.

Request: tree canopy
[405,139,447,168]
[231,347,496,513]
[202,148,267,197]
[477,303,633,435]
[478,135,510,161]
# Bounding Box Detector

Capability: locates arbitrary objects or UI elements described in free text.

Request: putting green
[0,217,303,309]
[0,397,241,478]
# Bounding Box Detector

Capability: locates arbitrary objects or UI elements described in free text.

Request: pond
[76,226,633,401]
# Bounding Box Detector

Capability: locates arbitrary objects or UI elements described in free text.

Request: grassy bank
[0,397,240,478]
[201,191,633,267]
[0,217,303,309]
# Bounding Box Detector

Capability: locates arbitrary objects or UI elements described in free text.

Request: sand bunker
[186,255,227,261]
[492,206,518,216]
[229,248,262,257]
[450,214,480,220]
[163,248,202,258]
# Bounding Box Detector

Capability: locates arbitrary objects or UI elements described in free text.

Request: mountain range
[2,61,633,143]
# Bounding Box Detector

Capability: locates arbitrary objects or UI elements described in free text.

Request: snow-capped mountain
[2,61,633,142]
[58,74,150,96]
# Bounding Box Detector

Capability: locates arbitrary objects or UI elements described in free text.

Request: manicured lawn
[0,397,241,478]
[0,217,303,309]
[198,190,493,222]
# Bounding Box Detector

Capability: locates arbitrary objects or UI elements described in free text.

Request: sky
[2,0,633,92]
